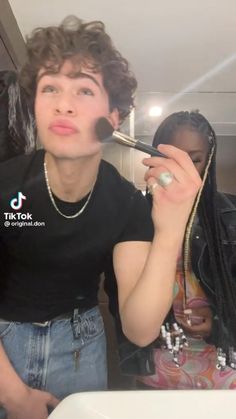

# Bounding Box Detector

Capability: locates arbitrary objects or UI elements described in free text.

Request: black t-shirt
[0,150,153,322]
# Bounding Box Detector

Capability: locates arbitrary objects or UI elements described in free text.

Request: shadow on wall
[216,136,236,194]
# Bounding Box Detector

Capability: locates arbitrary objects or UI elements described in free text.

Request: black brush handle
[134,141,167,158]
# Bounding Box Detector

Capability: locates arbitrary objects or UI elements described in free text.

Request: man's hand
[5,385,59,419]
[143,144,202,237]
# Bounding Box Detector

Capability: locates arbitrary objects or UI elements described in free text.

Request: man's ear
[107,108,120,130]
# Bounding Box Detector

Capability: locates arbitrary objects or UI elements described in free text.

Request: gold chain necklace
[44,161,95,219]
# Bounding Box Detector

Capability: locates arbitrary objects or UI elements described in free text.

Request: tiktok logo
[10,192,26,210]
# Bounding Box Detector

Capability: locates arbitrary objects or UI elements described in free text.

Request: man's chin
[44,145,102,161]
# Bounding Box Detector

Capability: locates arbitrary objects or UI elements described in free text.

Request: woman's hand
[143,144,202,237]
[175,306,213,338]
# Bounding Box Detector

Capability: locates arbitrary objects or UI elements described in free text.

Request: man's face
[35,60,119,160]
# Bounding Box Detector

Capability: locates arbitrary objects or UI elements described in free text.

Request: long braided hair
[151,110,236,359]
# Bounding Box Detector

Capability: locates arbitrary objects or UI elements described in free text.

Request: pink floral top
[138,259,236,389]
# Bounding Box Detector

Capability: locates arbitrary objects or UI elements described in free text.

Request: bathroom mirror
[0,0,236,397]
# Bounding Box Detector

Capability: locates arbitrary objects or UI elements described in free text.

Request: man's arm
[114,144,202,347]
[114,235,180,346]
[0,341,59,419]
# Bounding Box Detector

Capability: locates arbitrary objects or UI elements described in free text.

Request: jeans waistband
[33,305,98,327]
[0,305,98,327]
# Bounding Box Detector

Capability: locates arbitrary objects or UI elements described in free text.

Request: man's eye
[41,85,57,93]
[78,88,94,96]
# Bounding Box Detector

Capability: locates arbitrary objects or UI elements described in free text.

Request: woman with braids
[135,110,236,390]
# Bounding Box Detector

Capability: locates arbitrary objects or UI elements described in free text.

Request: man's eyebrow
[37,70,57,84]
[70,71,101,89]
[37,70,101,90]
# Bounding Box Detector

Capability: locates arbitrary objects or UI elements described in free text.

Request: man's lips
[49,120,78,136]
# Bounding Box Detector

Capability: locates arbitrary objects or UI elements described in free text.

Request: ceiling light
[149,106,163,117]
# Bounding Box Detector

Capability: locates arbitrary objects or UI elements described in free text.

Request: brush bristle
[95,117,114,142]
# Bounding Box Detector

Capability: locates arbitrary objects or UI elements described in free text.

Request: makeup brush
[95,117,167,158]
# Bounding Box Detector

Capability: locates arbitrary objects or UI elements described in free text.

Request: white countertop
[48,389,235,419]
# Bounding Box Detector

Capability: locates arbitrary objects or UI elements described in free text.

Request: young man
[0,16,201,419]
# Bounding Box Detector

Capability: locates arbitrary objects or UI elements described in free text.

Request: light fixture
[148,106,163,117]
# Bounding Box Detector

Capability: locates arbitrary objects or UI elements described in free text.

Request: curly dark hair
[19,15,137,122]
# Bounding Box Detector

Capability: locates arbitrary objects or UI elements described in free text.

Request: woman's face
[169,127,210,176]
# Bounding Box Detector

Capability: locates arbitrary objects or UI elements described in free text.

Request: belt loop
[73,308,79,324]
[71,308,80,339]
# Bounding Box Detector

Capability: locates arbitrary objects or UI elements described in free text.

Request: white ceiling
[9,0,236,136]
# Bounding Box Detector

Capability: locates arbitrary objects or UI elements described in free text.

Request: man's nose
[54,94,76,115]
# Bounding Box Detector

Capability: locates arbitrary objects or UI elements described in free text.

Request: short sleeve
[115,190,154,244]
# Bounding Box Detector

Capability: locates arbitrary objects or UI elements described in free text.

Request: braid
[152,111,236,352]
[198,145,236,348]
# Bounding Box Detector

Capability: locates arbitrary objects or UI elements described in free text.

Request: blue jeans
[0,306,107,418]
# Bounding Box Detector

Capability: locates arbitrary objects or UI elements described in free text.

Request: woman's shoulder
[217,191,236,211]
